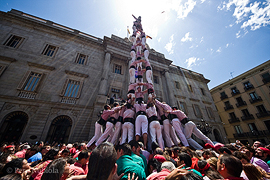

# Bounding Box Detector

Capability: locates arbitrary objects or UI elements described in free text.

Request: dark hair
[218,147,232,155]
[87,142,117,180]
[2,158,24,176]
[41,158,66,180]
[0,153,10,164]
[126,103,132,109]
[113,102,119,107]
[66,157,76,165]
[138,99,143,105]
[147,158,162,174]
[225,144,238,151]
[138,142,144,148]
[180,172,203,180]
[78,150,89,161]
[178,153,192,167]
[61,149,69,155]
[245,146,255,155]
[36,141,44,146]
[219,154,242,177]
[129,140,139,149]
[155,148,163,155]
[233,151,250,163]
[151,142,159,152]
[104,104,110,110]
[0,173,22,180]
[196,160,223,179]
[115,143,131,156]
[43,148,60,162]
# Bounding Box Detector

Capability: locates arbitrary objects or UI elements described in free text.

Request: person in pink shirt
[95,103,122,146]
[170,107,214,150]
[134,100,148,149]
[120,103,136,144]
[146,103,164,150]
[135,86,148,102]
[127,82,141,102]
[14,145,31,158]
[129,60,144,84]
[87,105,116,148]
[154,99,180,147]
[70,150,90,175]
[110,105,126,145]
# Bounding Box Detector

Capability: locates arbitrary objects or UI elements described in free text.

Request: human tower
[87,15,214,150]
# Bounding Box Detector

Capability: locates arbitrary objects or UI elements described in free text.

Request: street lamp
[197,119,212,135]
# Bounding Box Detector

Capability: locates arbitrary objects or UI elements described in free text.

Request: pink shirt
[69,164,85,175]
[15,149,26,158]
[155,100,172,116]
[145,60,151,67]
[134,103,147,113]
[110,107,120,119]
[147,168,171,180]
[119,106,126,117]
[128,83,139,92]
[144,83,153,89]
[146,106,157,118]
[101,110,115,120]
[135,91,147,99]
[123,109,135,119]
[170,110,188,121]
[137,69,145,76]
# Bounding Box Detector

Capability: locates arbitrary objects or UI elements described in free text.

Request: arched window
[46,115,72,144]
[0,111,28,143]
[213,129,223,143]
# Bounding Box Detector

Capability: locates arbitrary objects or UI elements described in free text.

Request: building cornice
[65,70,89,78]
[27,61,55,71]
[0,55,17,62]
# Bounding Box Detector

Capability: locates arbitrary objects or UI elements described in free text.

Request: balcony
[256,111,270,118]
[228,117,240,124]
[249,96,262,104]
[220,94,228,100]
[224,105,234,111]
[231,90,240,96]
[241,114,254,121]
[233,130,270,138]
[236,101,247,107]
[244,85,254,91]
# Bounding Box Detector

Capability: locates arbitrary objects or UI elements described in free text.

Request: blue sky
[1,0,270,89]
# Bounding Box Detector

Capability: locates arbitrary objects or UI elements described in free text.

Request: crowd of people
[0,139,270,180]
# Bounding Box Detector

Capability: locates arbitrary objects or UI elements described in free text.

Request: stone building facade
[0,9,226,144]
[210,60,270,145]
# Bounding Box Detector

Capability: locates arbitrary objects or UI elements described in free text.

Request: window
[241,109,251,117]
[175,81,180,89]
[188,85,193,92]
[243,81,253,90]
[206,107,214,119]
[111,88,120,93]
[200,88,205,95]
[262,72,270,84]
[236,96,246,107]
[75,54,87,65]
[63,80,81,98]
[231,87,240,95]
[193,104,202,118]
[4,35,24,48]
[249,92,259,100]
[234,125,243,134]
[153,75,159,84]
[220,91,228,100]
[178,101,188,115]
[224,101,232,108]
[114,64,122,74]
[248,123,258,132]
[229,112,237,119]
[256,105,267,113]
[42,44,58,57]
[23,72,42,92]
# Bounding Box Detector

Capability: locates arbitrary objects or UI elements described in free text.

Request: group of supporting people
[87,15,214,151]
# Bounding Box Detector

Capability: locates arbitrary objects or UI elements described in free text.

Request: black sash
[97,117,106,125]
[181,118,190,125]
[136,111,146,117]
[146,66,151,71]
[108,117,116,124]
[161,115,167,121]
[167,114,178,121]
[128,89,135,94]
[124,118,135,124]
[148,116,158,124]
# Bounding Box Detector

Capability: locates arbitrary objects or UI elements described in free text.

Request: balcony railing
[233,130,270,138]
[224,105,234,111]
[231,90,240,96]
[256,111,270,118]
[241,114,254,121]
[244,85,254,91]
[249,96,262,104]
[220,94,228,100]
[236,101,247,107]
[228,117,240,124]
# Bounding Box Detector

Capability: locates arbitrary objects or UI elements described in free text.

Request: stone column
[98,52,111,95]
[164,71,176,106]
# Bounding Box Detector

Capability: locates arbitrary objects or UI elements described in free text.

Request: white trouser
[149,121,164,150]
[120,122,134,144]
[183,121,214,150]
[144,49,149,61]
[95,122,114,146]
[170,125,180,145]
[130,51,136,63]
[172,118,189,146]
[146,70,152,84]
[129,68,135,84]
[162,119,173,147]
[135,115,148,136]
[87,122,103,147]
[110,121,122,145]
